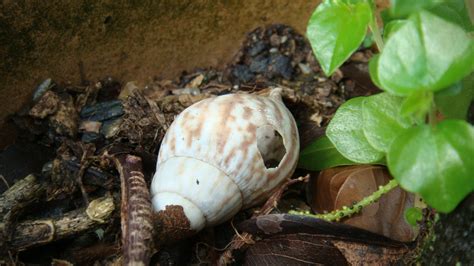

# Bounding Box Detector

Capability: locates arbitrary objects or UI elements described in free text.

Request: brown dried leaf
[240,214,410,265]
[308,165,418,242]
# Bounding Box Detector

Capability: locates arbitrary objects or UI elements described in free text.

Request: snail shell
[151,88,299,231]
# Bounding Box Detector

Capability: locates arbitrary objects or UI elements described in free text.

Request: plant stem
[369,7,384,52]
[289,179,399,222]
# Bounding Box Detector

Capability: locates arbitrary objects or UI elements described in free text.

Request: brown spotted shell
[151,88,299,231]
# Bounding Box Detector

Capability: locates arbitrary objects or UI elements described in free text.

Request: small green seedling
[300,0,474,214]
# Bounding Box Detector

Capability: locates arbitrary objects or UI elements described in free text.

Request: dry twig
[113,154,155,266]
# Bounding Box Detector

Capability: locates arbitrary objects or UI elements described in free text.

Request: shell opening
[256,125,286,169]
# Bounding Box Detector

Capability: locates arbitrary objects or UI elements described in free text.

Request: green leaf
[327,97,384,163]
[388,120,474,213]
[400,91,433,122]
[381,8,396,25]
[404,207,423,226]
[362,92,414,152]
[435,73,474,119]
[298,135,357,171]
[435,81,463,96]
[362,32,374,48]
[368,54,382,88]
[429,0,474,31]
[390,0,441,18]
[377,10,474,95]
[383,20,406,40]
[307,0,372,76]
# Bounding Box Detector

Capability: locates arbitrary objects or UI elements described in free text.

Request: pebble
[171,88,201,96]
[80,100,124,121]
[248,41,267,56]
[232,64,255,83]
[269,48,279,53]
[101,118,123,139]
[298,63,312,75]
[32,78,54,102]
[249,55,270,73]
[269,54,292,80]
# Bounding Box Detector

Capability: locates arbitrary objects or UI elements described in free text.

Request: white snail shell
[151,88,299,231]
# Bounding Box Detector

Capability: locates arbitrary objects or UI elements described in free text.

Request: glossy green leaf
[435,73,474,119]
[404,207,423,226]
[383,20,406,40]
[390,0,441,18]
[377,10,474,95]
[381,8,395,25]
[400,91,433,122]
[362,93,413,152]
[298,135,356,171]
[327,97,384,163]
[429,0,474,31]
[435,81,463,96]
[361,32,374,48]
[388,120,474,212]
[307,0,372,76]
[368,54,382,88]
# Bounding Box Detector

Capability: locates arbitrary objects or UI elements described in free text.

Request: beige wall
[0,0,389,146]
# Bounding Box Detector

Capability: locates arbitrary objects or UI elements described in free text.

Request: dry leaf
[308,165,418,242]
[240,214,410,265]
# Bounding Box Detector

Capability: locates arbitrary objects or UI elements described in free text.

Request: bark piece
[9,195,114,251]
[114,154,154,266]
[0,175,45,249]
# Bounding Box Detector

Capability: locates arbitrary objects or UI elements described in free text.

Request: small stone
[249,55,270,74]
[269,48,279,53]
[270,34,281,47]
[119,81,139,100]
[331,69,344,83]
[101,118,123,139]
[32,78,54,102]
[171,88,201,96]
[350,52,369,63]
[79,121,102,133]
[80,100,124,122]
[316,87,331,97]
[185,74,204,88]
[269,54,293,80]
[298,63,312,75]
[248,41,267,56]
[232,64,255,83]
[309,113,323,127]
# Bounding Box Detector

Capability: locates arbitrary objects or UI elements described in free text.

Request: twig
[218,175,310,265]
[113,154,155,266]
[0,175,9,189]
[76,144,96,206]
[8,195,114,251]
[0,175,45,251]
